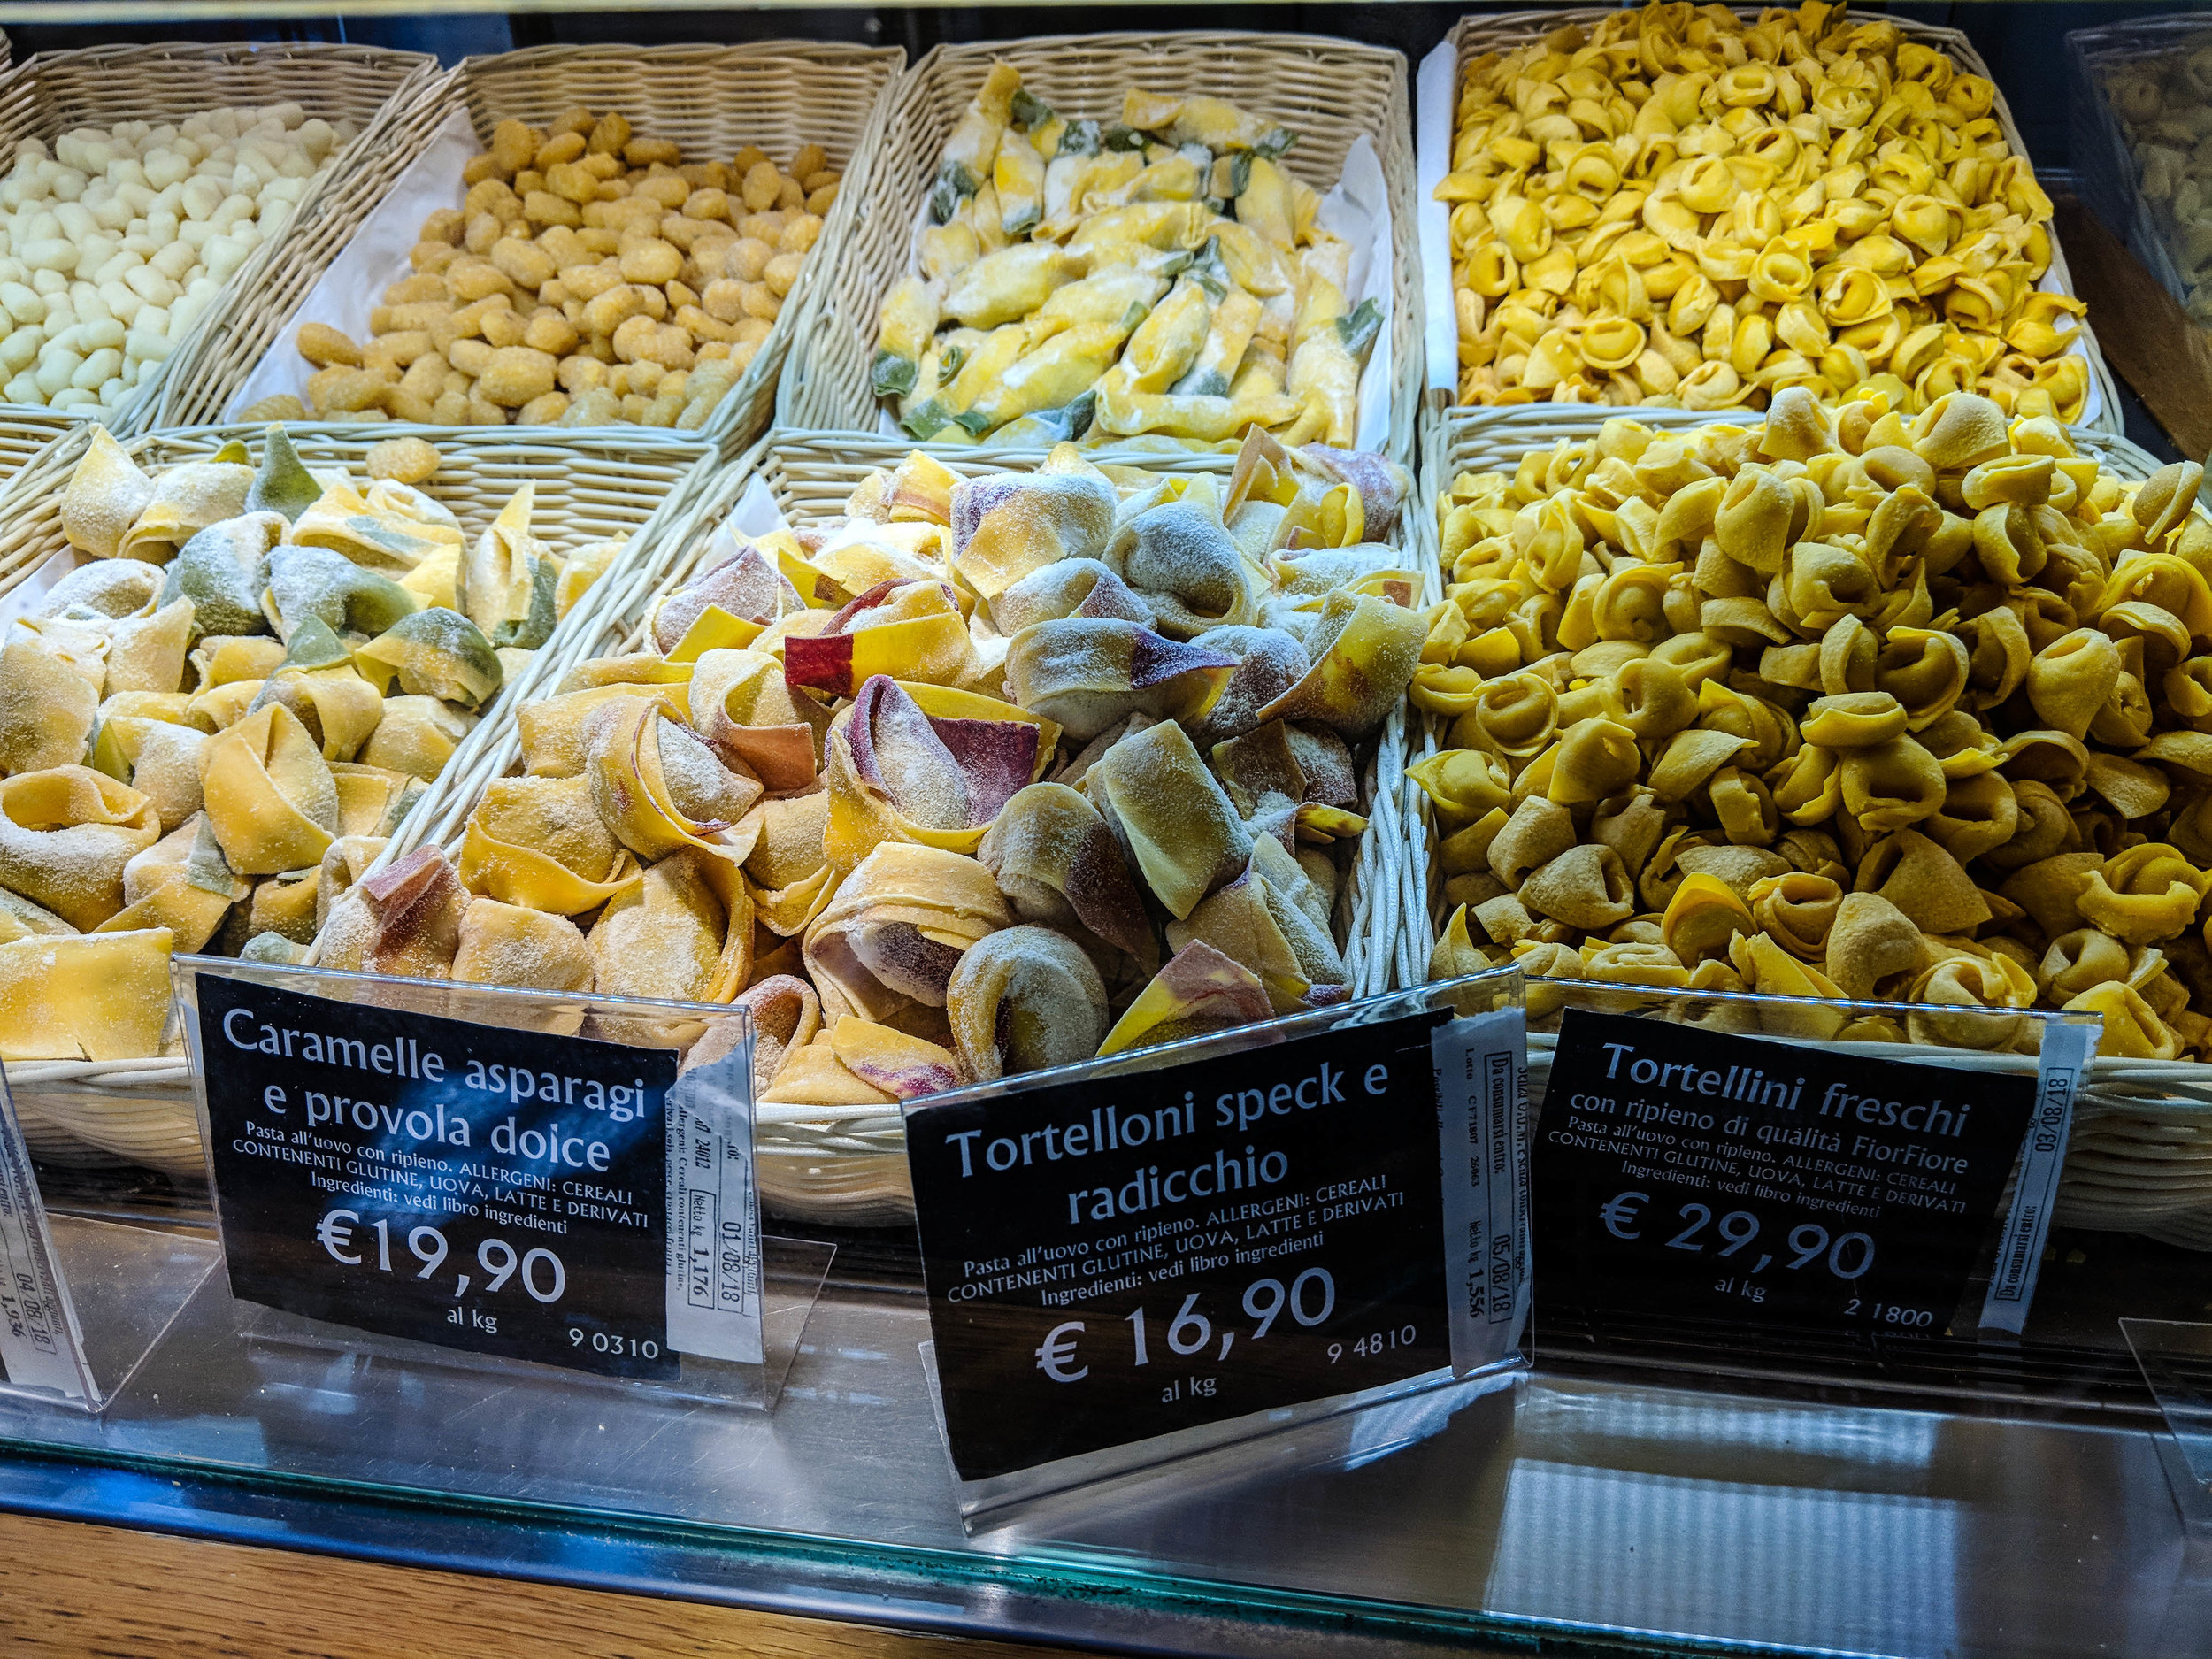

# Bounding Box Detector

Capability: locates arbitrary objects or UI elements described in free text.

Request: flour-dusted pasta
[335,430,1422,1110]
[0,427,626,1064]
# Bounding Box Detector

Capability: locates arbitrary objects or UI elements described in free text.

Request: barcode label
[1434,1008,1528,1370]
[664,1042,762,1366]
[1980,1021,2096,1333]
[0,1076,84,1400]
[1999,1210,2038,1298]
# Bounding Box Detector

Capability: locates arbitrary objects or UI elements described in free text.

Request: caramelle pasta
[0,428,619,1063]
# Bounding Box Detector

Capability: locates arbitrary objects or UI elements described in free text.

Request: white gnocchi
[0,102,359,413]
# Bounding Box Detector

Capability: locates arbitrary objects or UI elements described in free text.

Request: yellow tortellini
[1424,389,2212,1061]
[1439,2,2087,420]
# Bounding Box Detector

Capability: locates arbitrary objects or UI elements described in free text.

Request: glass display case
[0,4,2210,1655]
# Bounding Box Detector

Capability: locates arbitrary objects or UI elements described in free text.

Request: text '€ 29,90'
[1536,1009,2036,1335]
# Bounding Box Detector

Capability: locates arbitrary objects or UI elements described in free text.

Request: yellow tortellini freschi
[1421,387,2212,1061]
[352,431,1422,1120]
[1438,1,2088,420]
[0,426,621,1064]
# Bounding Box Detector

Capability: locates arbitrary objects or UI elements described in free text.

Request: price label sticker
[0,1071,84,1401]
[196,975,680,1379]
[909,1005,1523,1485]
[1535,1009,2037,1333]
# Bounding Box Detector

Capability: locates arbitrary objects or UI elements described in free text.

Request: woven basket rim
[1424,399,2172,476]
[917,28,1415,63]
[7,38,433,71]
[456,38,907,73]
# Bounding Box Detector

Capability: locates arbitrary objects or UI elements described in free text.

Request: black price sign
[197,976,678,1379]
[910,1010,1466,1484]
[1535,1010,2035,1333]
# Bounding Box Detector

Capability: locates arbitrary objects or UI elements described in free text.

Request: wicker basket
[0,412,75,526]
[2066,15,2212,342]
[157,42,905,452]
[362,428,1420,1225]
[0,41,438,439]
[775,31,1425,471]
[0,420,718,1176]
[1421,9,2125,437]
[1408,400,2212,1245]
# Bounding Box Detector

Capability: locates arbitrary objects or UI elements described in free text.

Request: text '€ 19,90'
[196,975,683,1380]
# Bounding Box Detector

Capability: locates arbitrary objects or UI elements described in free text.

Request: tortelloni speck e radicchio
[359,429,1420,1116]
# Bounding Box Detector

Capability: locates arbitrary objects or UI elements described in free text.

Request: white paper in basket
[720,476,785,546]
[878,134,1394,455]
[1411,44,2103,428]
[0,549,77,634]
[225,108,479,420]
[1417,42,1459,396]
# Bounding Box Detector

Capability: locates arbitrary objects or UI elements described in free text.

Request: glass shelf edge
[0,1428,1761,1659]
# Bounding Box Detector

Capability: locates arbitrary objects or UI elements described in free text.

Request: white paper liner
[723,474,785,543]
[1322,134,1394,457]
[877,134,1394,455]
[0,548,78,634]
[226,108,480,420]
[1417,42,1460,397]
[1412,43,2103,429]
